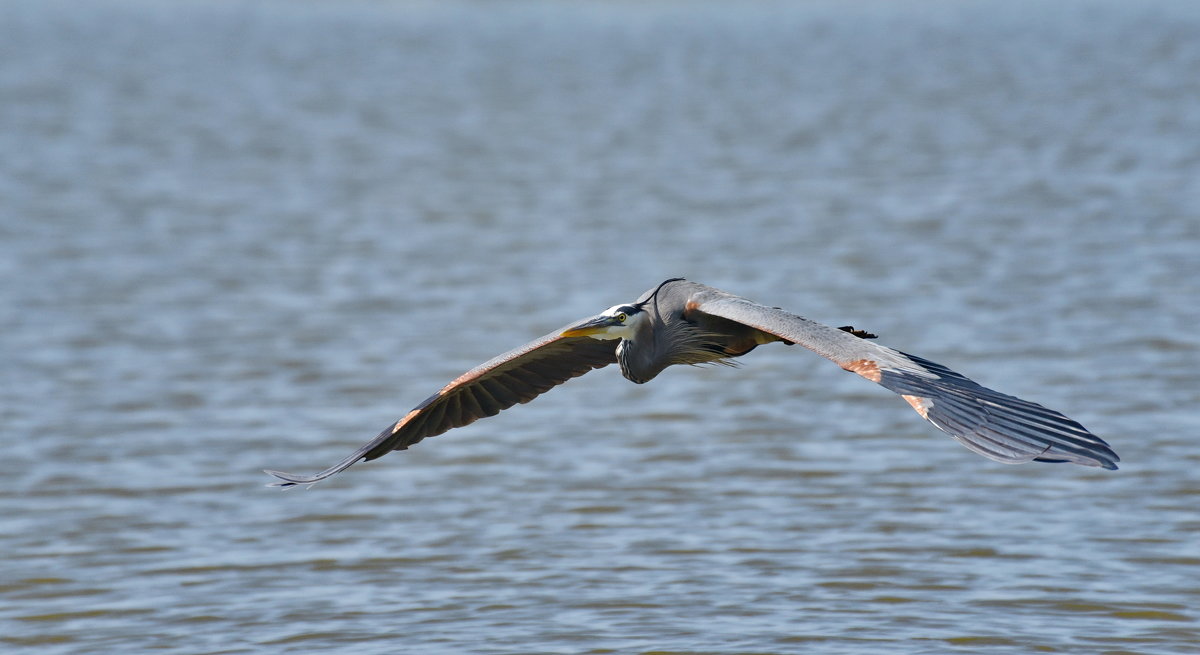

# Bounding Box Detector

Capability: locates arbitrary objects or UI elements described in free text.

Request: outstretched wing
[265,325,618,487]
[687,289,1119,470]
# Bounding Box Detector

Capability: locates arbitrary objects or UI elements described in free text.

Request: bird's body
[266,279,1118,487]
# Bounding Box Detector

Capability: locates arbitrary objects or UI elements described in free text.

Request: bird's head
[560,303,648,341]
[560,277,683,341]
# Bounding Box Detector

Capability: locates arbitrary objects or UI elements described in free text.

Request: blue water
[3,1,1199,653]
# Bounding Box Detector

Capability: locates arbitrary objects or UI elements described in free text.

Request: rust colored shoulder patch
[843,359,882,383]
[901,394,932,419]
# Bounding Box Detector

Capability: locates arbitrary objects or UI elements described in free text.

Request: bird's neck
[616,339,650,384]
[616,315,668,384]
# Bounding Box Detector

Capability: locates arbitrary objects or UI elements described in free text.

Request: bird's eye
[616,313,627,322]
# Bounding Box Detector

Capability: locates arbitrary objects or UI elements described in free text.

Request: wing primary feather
[265,329,617,487]
[420,398,450,434]
[264,420,401,488]
[481,377,522,406]
[685,285,1118,470]
[454,387,485,423]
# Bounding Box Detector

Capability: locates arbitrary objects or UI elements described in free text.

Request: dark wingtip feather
[263,469,315,489]
[940,399,1120,471]
[878,351,1120,471]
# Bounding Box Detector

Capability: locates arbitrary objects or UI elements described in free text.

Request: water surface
[2,1,1199,653]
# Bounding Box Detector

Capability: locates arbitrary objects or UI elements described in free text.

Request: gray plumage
[266,278,1117,487]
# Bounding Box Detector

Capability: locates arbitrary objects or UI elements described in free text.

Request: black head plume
[633,277,685,311]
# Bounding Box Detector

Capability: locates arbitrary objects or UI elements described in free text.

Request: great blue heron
[266,278,1118,487]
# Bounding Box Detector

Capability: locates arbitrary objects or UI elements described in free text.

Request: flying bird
[266,278,1118,487]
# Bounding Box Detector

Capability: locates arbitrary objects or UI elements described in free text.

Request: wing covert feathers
[265,329,616,487]
[689,289,1118,470]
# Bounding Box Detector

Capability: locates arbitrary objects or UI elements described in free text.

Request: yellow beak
[560,315,621,338]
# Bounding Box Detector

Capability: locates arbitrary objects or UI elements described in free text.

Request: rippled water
[3,1,1199,653]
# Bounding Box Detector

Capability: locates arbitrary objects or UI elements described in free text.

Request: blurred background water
[2,0,1199,653]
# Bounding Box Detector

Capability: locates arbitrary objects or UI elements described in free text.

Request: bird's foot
[838,326,878,339]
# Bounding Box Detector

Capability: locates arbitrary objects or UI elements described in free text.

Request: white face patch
[601,305,645,340]
[563,304,646,341]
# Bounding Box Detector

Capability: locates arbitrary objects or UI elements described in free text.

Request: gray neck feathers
[617,311,729,384]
